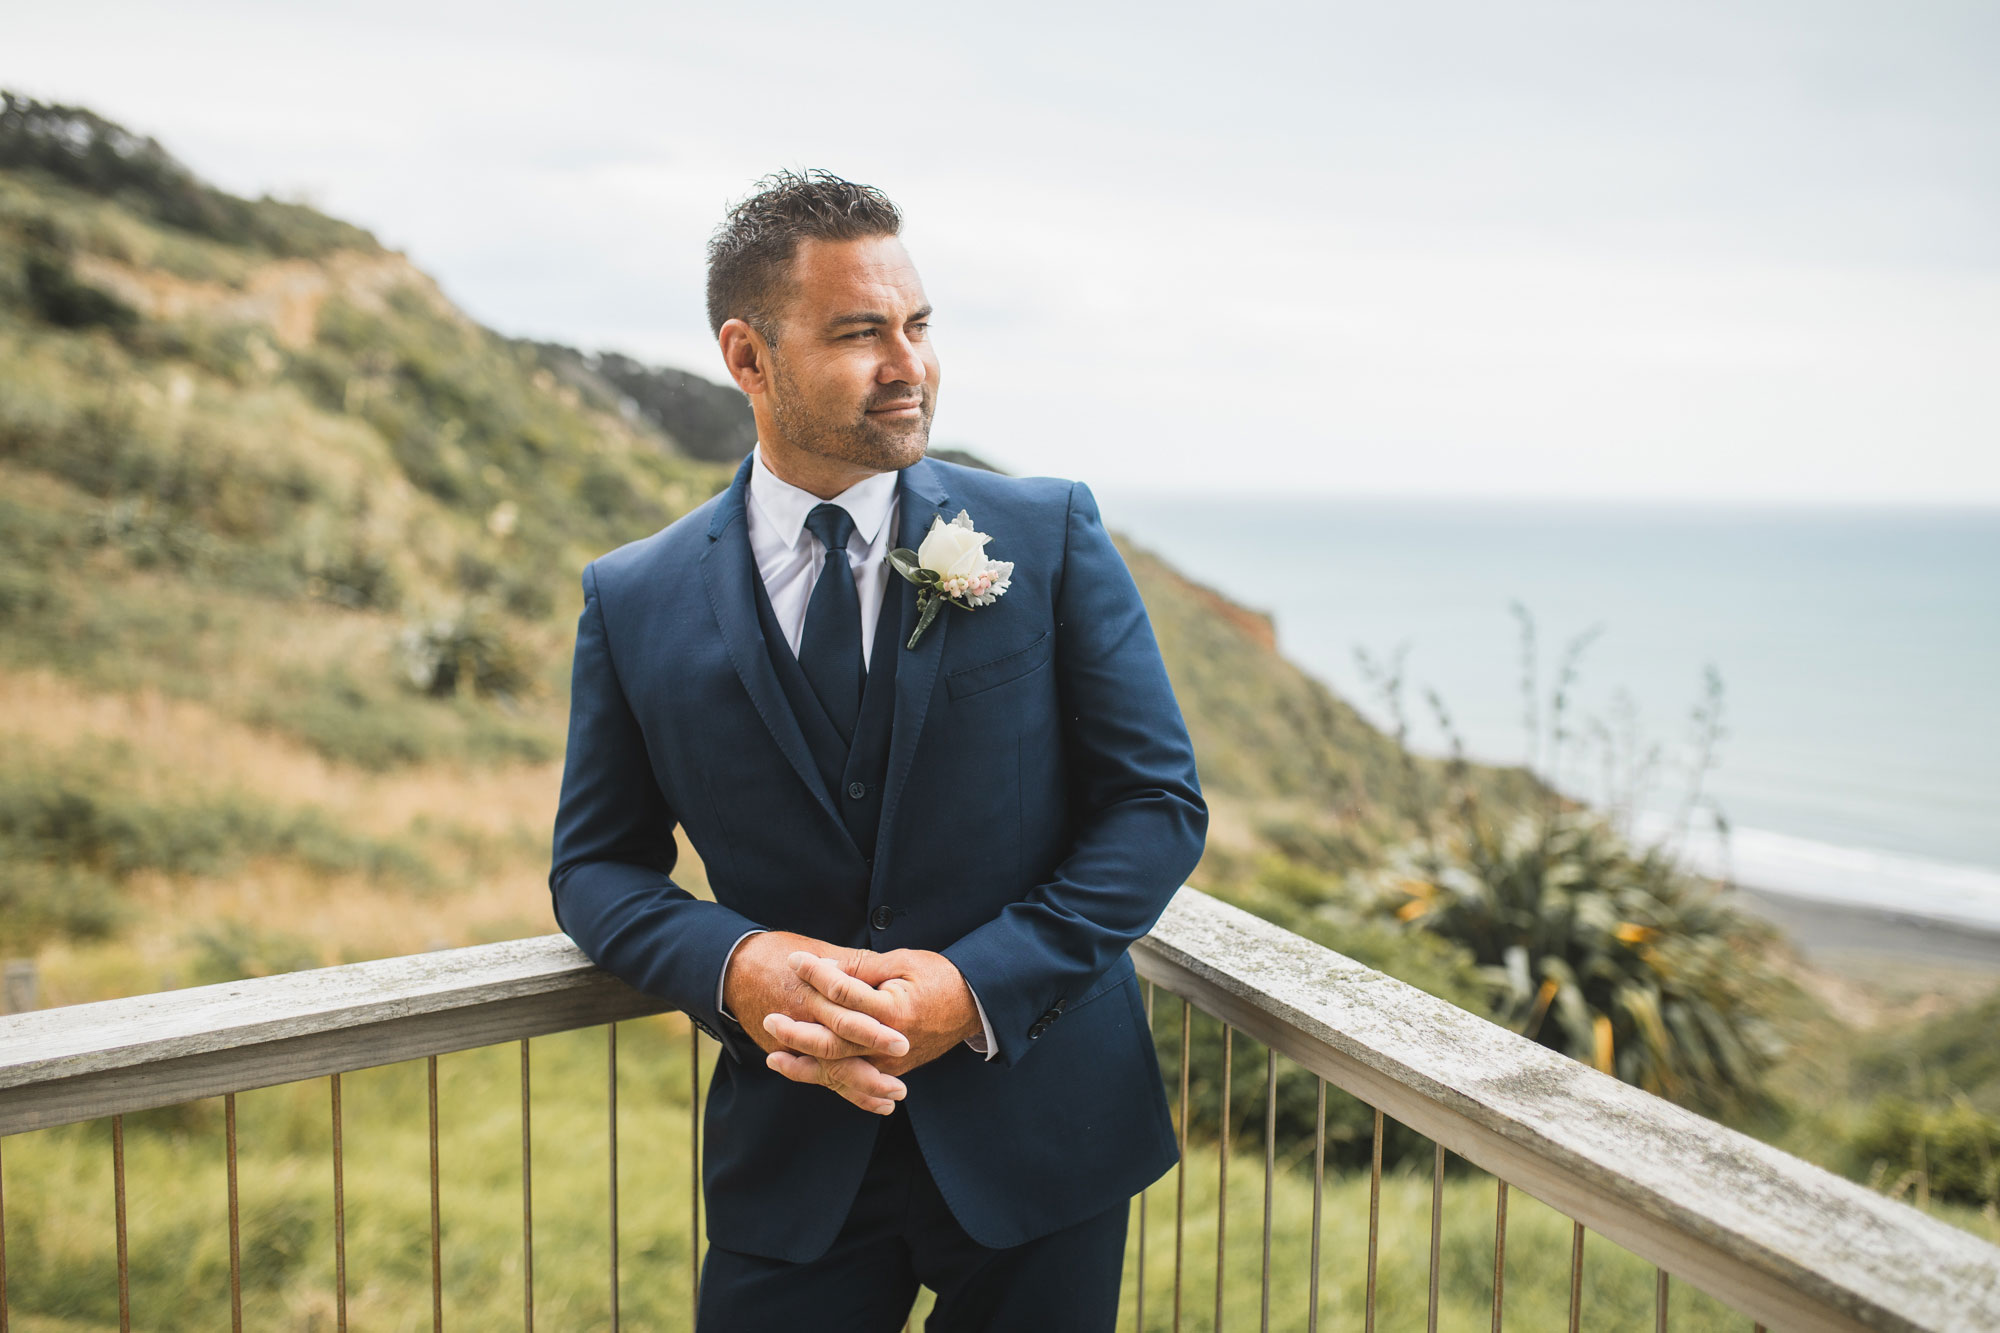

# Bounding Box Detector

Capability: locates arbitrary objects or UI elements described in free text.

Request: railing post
[1259,1048,1274,1333]
[332,1074,346,1333]
[428,1054,443,1333]
[608,1023,620,1333]
[227,1093,243,1332]
[1215,1023,1231,1333]
[112,1113,129,1333]
[520,1038,533,1333]
[1,1132,10,1333]
[1,963,35,1017]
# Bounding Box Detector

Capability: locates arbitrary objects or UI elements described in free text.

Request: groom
[549,170,1206,1328]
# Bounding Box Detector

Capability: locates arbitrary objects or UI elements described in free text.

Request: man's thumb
[847,948,907,986]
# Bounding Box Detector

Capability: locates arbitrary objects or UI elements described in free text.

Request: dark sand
[1733,884,2000,978]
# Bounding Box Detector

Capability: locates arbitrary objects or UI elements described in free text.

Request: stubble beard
[767,352,933,474]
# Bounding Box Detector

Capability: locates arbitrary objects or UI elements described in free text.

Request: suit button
[871,905,895,930]
[1027,1022,1047,1040]
[847,781,867,800]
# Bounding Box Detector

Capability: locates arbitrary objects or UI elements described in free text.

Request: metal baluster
[332,1075,347,1333]
[429,1054,443,1333]
[521,1038,533,1333]
[0,1131,8,1333]
[224,1097,241,1333]
[1568,1222,1585,1333]
[1138,981,1154,1333]
[691,1025,703,1316]
[1308,1078,1324,1333]
[608,1024,620,1333]
[1260,1049,1274,1333]
[1365,1108,1382,1333]
[1427,1143,1444,1333]
[1655,1268,1668,1332]
[1491,1180,1508,1332]
[1215,1023,1231,1333]
[113,1113,129,1333]
[1174,998,1190,1333]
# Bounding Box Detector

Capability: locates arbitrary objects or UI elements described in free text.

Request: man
[549,170,1206,1329]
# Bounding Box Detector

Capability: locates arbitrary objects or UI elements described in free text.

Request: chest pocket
[945,630,1053,700]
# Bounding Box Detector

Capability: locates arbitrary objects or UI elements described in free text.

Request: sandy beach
[1733,885,2000,970]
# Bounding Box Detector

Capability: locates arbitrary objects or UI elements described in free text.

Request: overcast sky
[6,0,1996,501]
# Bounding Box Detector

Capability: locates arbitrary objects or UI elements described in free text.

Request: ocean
[1092,492,2000,932]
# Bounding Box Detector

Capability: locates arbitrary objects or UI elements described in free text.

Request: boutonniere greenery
[888,510,1014,649]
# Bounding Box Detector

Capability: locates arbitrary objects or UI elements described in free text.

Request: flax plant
[1358,611,1786,1115]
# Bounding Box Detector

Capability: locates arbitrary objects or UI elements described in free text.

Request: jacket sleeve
[549,560,766,1064]
[939,482,1207,1067]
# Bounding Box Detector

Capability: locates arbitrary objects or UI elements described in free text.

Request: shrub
[1,92,376,257]
[0,758,434,904]
[0,860,124,955]
[395,606,534,700]
[185,919,324,985]
[1351,613,1783,1115]
[1849,1096,2000,1207]
[23,250,137,330]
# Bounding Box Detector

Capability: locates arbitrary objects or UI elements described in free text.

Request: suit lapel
[873,458,953,884]
[699,453,844,831]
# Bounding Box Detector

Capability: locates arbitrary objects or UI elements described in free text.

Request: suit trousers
[695,1102,1130,1331]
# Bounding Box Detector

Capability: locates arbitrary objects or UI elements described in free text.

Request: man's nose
[877,330,927,386]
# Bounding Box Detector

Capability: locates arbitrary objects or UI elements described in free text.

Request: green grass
[15,1016,1984,1331]
[4,1022,707,1331]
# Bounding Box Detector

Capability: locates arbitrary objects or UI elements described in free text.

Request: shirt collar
[749,442,899,550]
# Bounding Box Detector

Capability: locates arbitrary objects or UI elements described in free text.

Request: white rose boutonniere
[888,509,1014,649]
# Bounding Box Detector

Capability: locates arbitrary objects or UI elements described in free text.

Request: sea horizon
[1090,487,2000,933]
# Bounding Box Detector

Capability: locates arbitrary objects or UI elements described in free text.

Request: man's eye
[845,329,877,340]
[909,322,930,338]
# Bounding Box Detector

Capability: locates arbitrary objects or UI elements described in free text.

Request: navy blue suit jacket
[549,451,1207,1262]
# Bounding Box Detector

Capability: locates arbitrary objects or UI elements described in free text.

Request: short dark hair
[705,169,903,340]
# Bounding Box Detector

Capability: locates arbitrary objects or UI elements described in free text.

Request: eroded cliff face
[71,248,461,350]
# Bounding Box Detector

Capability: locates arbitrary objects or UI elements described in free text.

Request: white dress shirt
[715,445,997,1060]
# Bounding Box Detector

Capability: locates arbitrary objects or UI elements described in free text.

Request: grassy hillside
[0,92,1507,978]
[0,88,1511,1092]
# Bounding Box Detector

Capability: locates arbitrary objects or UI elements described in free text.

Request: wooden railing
[2,886,1997,1331]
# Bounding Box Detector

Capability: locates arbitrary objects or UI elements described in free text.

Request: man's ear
[718,318,771,397]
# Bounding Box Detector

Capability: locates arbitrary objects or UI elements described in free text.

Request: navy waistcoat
[749,561,901,873]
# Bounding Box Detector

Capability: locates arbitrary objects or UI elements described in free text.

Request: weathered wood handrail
[1130,890,2000,1333]
[0,935,669,1135]
[2,886,1997,1331]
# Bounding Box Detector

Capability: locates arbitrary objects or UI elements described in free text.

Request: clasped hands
[722,930,982,1115]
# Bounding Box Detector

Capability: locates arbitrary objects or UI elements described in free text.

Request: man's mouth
[866,399,923,417]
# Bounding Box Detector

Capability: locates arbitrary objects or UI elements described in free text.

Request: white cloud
[3,0,1995,501]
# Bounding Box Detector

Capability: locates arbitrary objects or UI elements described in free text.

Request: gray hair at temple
[704,169,904,341]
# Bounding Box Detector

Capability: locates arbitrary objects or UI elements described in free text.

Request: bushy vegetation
[1333,620,1787,1116]
[533,342,758,463]
[1833,986,2000,1208]
[0,103,739,788]
[1,92,378,257]
[1848,1097,2000,1209]
[0,741,432,955]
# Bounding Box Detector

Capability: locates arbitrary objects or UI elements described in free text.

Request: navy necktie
[798,502,864,741]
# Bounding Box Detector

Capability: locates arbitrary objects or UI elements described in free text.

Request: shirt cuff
[716,928,767,1025]
[964,980,997,1061]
